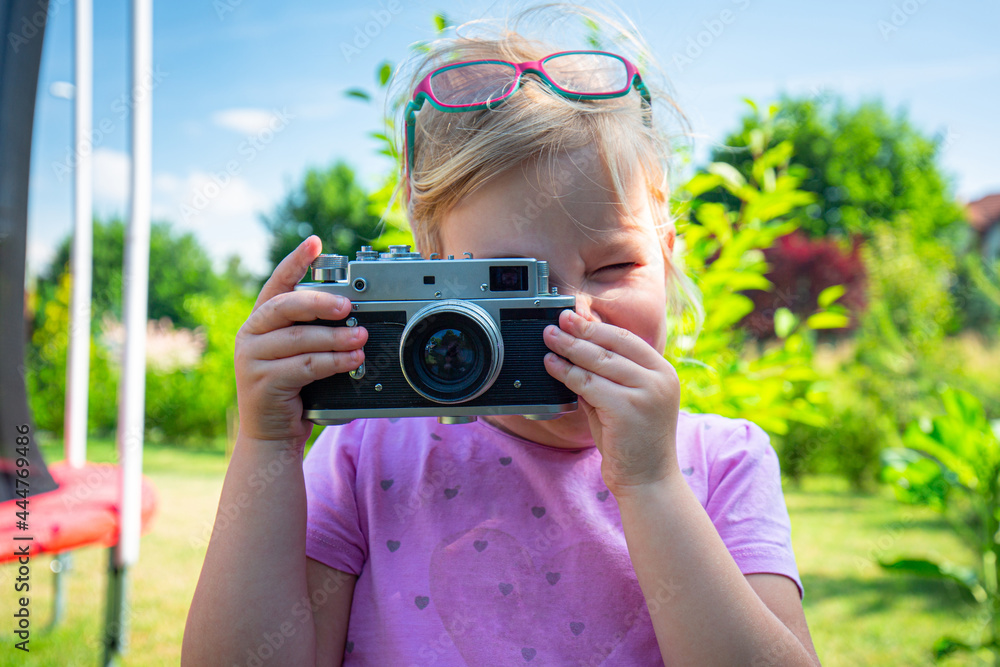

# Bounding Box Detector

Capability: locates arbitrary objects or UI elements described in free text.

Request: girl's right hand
[234,235,367,449]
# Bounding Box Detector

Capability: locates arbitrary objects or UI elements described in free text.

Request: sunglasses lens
[543,53,629,94]
[430,62,518,106]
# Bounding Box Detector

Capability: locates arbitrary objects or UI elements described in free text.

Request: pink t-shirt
[303,411,802,666]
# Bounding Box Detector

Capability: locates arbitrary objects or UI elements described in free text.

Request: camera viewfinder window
[489,265,528,292]
[423,276,436,284]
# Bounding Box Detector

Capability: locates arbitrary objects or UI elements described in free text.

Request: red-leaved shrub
[741,230,867,338]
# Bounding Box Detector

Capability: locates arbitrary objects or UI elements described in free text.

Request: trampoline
[0,464,157,558]
[1,1,157,664]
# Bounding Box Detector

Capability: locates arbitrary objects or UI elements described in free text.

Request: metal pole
[65,0,93,468]
[118,0,152,574]
[46,552,72,632]
[105,0,151,661]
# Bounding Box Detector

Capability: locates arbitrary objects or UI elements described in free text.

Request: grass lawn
[1,437,994,666]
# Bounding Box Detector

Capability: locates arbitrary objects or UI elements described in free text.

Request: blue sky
[27,0,1000,277]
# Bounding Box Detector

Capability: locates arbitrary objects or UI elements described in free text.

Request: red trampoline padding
[0,462,157,563]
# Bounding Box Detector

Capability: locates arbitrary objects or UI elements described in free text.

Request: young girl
[184,5,820,666]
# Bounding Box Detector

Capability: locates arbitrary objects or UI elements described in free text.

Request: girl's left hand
[543,309,681,496]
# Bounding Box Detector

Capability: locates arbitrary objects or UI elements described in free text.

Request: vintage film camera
[294,245,577,425]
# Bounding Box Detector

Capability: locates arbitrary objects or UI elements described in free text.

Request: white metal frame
[64,0,152,663]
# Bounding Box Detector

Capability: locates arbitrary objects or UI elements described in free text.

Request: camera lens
[422,328,480,383]
[400,301,503,404]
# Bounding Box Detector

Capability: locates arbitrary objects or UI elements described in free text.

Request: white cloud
[49,81,75,100]
[152,170,276,276]
[26,240,56,279]
[181,170,270,218]
[92,147,130,214]
[153,172,181,194]
[211,108,281,134]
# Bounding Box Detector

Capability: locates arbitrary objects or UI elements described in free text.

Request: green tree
[260,161,386,273]
[40,218,224,330]
[706,95,965,241]
[672,103,846,438]
[26,272,119,434]
[29,219,240,439]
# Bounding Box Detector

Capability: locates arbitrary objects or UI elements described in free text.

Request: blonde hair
[391,3,703,340]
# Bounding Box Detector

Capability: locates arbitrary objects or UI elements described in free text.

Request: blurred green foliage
[671,102,847,436]
[40,218,224,330]
[260,161,387,273]
[27,221,254,447]
[143,290,254,445]
[706,94,966,242]
[27,271,119,435]
[958,255,1000,337]
[880,388,1000,660]
[701,95,1000,489]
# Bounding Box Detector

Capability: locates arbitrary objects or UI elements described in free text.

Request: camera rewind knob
[536,261,550,294]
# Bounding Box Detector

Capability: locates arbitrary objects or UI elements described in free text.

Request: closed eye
[598,262,637,272]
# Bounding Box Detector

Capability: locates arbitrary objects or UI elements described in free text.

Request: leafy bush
[703,94,968,355]
[26,273,119,435]
[741,230,866,339]
[27,231,253,448]
[778,363,900,490]
[880,387,1000,660]
[672,102,848,438]
[851,221,961,435]
[955,255,1000,339]
[144,291,253,447]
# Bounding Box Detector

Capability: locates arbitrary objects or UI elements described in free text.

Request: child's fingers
[253,235,322,312]
[251,324,367,361]
[558,309,663,371]
[543,325,641,388]
[243,289,352,336]
[543,351,622,407]
[268,349,366,390]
